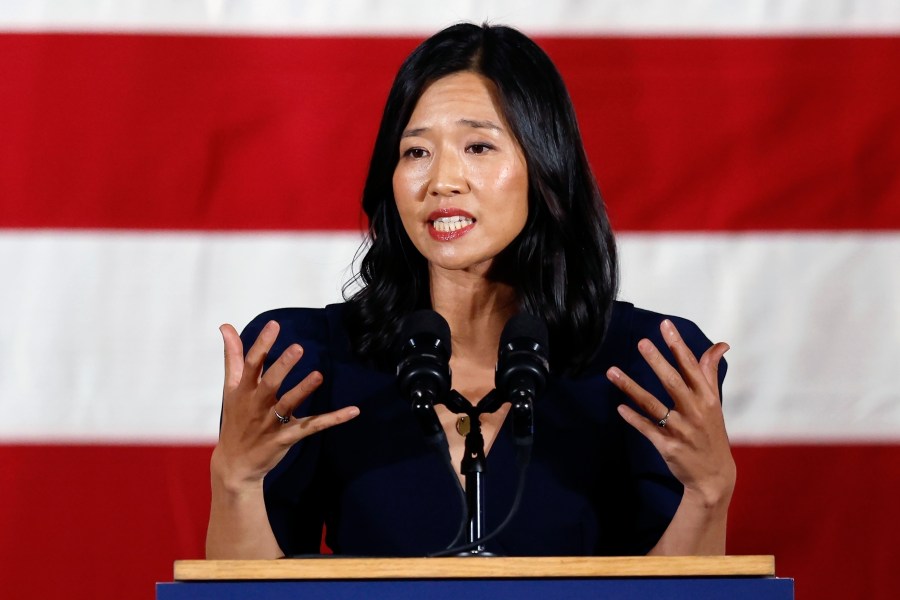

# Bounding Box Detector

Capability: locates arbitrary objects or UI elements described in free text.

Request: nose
[428,149,469,196]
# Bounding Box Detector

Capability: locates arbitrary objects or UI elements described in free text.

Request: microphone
[396,310,452,445]
[496,313,549,448]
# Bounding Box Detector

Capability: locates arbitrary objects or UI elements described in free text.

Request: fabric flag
[1,1,898,598]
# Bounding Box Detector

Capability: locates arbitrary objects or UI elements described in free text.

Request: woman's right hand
[211,320,360,491]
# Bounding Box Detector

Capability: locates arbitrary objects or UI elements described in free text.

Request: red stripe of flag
[1,444,898,598]
[1,33,898,231]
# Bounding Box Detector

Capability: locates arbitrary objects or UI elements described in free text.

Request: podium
[158,555,793,599]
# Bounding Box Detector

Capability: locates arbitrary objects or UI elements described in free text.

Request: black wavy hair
[342,22,618,375]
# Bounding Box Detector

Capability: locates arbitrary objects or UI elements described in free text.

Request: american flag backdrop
[1,1,898,598]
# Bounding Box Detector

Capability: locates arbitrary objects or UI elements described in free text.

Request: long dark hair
[343,22,618,374]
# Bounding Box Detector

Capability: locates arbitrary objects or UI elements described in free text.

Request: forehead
[406,72,506,124]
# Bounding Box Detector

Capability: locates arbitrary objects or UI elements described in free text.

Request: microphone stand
[438,389,507,555]
[460,409,487,553]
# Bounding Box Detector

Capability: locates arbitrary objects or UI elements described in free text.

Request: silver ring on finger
[657,408,671,428]
[274,408,291,425]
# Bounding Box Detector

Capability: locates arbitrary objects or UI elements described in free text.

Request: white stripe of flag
[2,231,897,443]
[2,0,900,34]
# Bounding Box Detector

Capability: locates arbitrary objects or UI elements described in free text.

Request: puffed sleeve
[615,306,727,553]
[239,308,333,556]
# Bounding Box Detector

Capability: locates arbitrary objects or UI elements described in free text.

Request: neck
[429,266,518,364]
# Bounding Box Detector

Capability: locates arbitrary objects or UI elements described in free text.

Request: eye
[402,147,429,159]
[466,143,494,155]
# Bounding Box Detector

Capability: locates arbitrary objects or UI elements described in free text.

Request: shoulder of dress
[623,304,712,350]
[239,305,347,354]
[241,306,327,336]
[239,304,353,373]
[601,301,716,366]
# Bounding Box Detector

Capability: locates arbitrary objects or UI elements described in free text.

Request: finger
[241,320,280,388]
[607,366,669,422]
[220,324,244,392]
[273,370,324,416]
[257,343,304,399]
[698,342,730,395]
[617,403,666,446]
[289,406,361,440]
[659,319,707,392]
[636,338,691,407]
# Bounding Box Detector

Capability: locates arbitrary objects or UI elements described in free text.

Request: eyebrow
[460,118,503,132]
[401,119,504,138]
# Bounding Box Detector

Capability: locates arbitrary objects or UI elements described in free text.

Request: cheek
[391,167,405,200]
[393,202,417,240]
[496,164,530,224]
[392,165,427,209]
[392,169,414,218]
[392,170,422,244]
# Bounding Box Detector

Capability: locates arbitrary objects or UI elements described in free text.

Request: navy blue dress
[240,301,724,557]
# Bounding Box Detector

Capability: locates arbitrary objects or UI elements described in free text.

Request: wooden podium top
[174,555,775,581]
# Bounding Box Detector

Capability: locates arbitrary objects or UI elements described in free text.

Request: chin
[428,254,494,275]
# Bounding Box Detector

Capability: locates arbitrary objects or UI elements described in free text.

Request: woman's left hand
[607,319,736,508]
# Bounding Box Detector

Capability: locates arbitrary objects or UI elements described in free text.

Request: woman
[206,23,735,559]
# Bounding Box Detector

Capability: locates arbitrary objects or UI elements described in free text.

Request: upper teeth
[432,216,474,232]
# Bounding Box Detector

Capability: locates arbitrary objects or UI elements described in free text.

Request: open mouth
[431,215,476,232]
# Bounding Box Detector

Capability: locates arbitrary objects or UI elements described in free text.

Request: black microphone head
[396,310,452,443]
[496,313,549,399]
[399,309,452,359]
[499,313,549,351]
[396,309,452,401]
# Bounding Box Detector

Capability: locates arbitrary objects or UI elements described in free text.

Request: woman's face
[393,72,529,276]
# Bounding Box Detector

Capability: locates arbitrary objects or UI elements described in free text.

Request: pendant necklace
[456,415,471,436]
